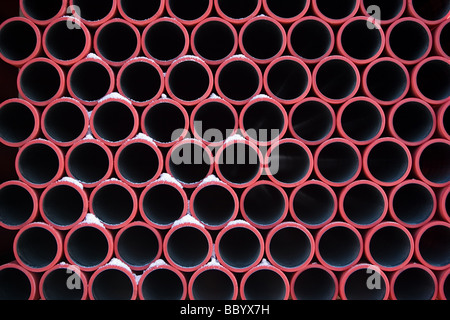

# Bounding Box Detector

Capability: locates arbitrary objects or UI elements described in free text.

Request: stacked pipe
[0,0,449,301]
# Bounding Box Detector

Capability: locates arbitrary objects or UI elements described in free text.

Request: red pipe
[339,180,388,229]
[17,57,65,107]
[214,0,261,25]
[89,178,138,229]
[117,57,165,107]
[290,180,337,229]
[315,221,363,271]
[20,0,67,26]
[439,185,450,224]
[434,19,449,59]
[290,263,338,300]
[364,221,414,272]
[262,0,310,24]
[437,101,450,141]
[166,0,213,26]
[413,138,450,188]
[16,139,65,189]
[0,261,39,300]
[14,222,63,273]
[0,17,41,67]
[0,98,40,148]
[414,221,450,271]
[40,177,89,231]
[117,0,165,26]
[311,0,360,26]
[390,263,438,300]
[69,0,118,28]
[407,0,450,26]
[438,268,450,300]
[39,263,88,300]
[359,0,406,25]
[215,220,264,273]
[0,180,39,230]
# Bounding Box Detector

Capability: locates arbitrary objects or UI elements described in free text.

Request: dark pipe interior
[218,227,261,269]
[343,184,386,226]
[168,0,210,21]
[411,0,450,21]
[144,20,186,62]
[141,268,184,300]
[117,225,160,268]
[91,269,134,300]
[341,100,383,143]
[67,226,109,268]
[0,268,32,300]
[217,0,259,19]
[0,20,38,61]
[292,183,335,226]
[291,100,334,142]
[341,19,383,60]
[44,101,86,143]
[42,185,84,227]
[117,142,160,184]
[243,269,287,300]
[444,105,450,137]
[344,268,387,300]
[440,22,450,56]
[315,0,358,20]
[389,20,430,62]
[218,60,260,102]
[369,226,412,268]
[120,61,162,103]
[93,101,136,143]
[269,226,311,269]
[242,100,285,143]
[392,183,434,226]
[0,184,34,227]
[193,185,236,227]
[366,60,408,102]
[418,142,450,184]
[243,183,286,226]
[167,227,210,268]
[194,20,236,62]
[142,184,185,226]
[241,19,284,61]
[362,0,405,21]
[267,142,311,184]
[42,268,85,300]
[266,59,309,101]
[393,267,436,300]
[72,0,115,22]
[290,19,332,60]
[168,61,210,102]
[143,102,186,144]
[192,269,235,300]
[315,59,358,100]
[96,21,138,63]
[266,0,308,19]
[22,0,63,21]
[418,225,450,267]
[193,101,236,144]
[20,61,61,103]
[45,20,87,62]
[18,143,60,185]
[120,0,161,21]
[16,227,58,269]
[318,226,361,268]
[0,101,36,144]
[218,143,261,185]
[293,267,336,300]
[70,61,112,102]
[416,60,450,101]
[169,143,211,185]
[68,142,110,184]
[392,101,434,144]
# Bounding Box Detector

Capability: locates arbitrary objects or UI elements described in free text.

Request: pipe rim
[138,262,187,300]
[117,0,165,26]
[262,0,310,24]
[407,0,450,26]
[290,263,339,300]
[20,0,67,26]
[311,0,360,25]
[240,264,290,300]
[414,221,450,271]
[69,0,118,28]
[437,101,450,141]
[439,185,450,224]
[434,19,450,59]
[166,0,214,26]
[438,267,450,300]
[39,263,89,300]
[214,0,262,25]
[390,263,438,300]
[414,138,450,188]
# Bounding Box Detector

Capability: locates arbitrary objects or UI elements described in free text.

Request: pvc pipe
[90,94,139,147]
[166,0,213,26]
[0,262,39,300]
[93,18,141,67]
[190,96,238,147]
[214,0,261,25]
[191,17,238,66]
[411,56,450,105]
[67,55,115,107]
[315,221,363,271]
[117,57,165,107]
[414,221,450,271]
[69,0,118,28]
[287,16,334,64]
[389,179,436,229]
[142,17,189,67]
[339,180,388,229]
[289,180,337,229]
[114,221,162,271]
[360,0,406,25]
[215,220,264,273]
[363,137,412,187]
[40,178,89,231]
[240,262,290,300]
[0,181,38,230]
[163,216,213,272]
[289,97,336,146]
[437,101,450,141]
[114,134,164,188]
[385,17,432,66]
[265,138,313,188]
[64,215,114,272]
[262,0,310,24]
[407,0,450,26]
[215,55,263,106]
[17,57,65,107]
[439,185,450,224]
[189,176,239,230]
[434,19,450,59]
[312,55,360,104]
[14,222,63,273]
[117,0,165,26]
[20,0,67,26]
[438,268,450,300]
[390,263,438,300]
[89,179,138,229]
[16,139,65,189]
[0,17,41,67]
[364,221,414,271]
[339,264,389,300]
[290,263,338,300]
[311,0,360,25]
[314,138,362,188]
[43,16,91,66]
[0,98,40,148]
[142,97,189,148]
[65,138,114,188]
[188,260,239,300]
[337,16,385,65]
[39,263,88,300]
[265,222,314,272]
[414,139,450,188]
[138,260,187,300]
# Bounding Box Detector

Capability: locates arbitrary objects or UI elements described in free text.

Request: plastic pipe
[142,17,189,67]
[360,0,406,25]
[0,17,41,67]
[315,221,363,271]
[289,180,337,229]
[312,55,360,104]
[240,262,290,300]
[64,214,114,272]
[0,98,40,148]
[89,179,138,229]
[390,263,438,300]
[290,263,338,300]
[117,0,165,26]
[389,180,436,229]
[20,0,67,26]
[215,220,264,273]
[94,18,141,67]
[385,17,432,66]
[214,0,261,25]
[67,55,115,107]
[166,0,213,26]
[114,222,162,271]
[262,0,310,24]
[434,19,450,59]
[16,139,65,189]
[339,180,388,229]
[0,181,38,230]
[39,263,88,300]
[191,17,238,66]
[437,101,450,141]
[438,268,450,300]
[339,264,389,300]
[17,57,65,107]
[287,16,334,64]
[311,0,360,25]
[414,139,450,188]
[407,0,450,26]
[14,222,63,273]
[69,0,118,28]
[314,138,362,188]
[265,222,314,272]
[415,221,450,271]
[363,137,412,187]
[0,262,39,300]
[439,186,450,224]
[40,178,89,231]
[188,260,239,300]
[364,221,414,271]
[65,137,113,188]
[117,57,165,107]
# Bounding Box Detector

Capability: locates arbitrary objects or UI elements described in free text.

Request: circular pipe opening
[0,100,38,146]
[118,0,163,22]
[393,266,437,300]
[438,21,450,57]
[313,0,358,22]
[167,0,211,23]
[0,19,40,64]
[21,0,65,22]
[91,269,134,300]
[343,267,387,300]
[242,268,288,300]
[417,224,450,269]
[71,0,116,25]
[42,267,85,300]
[292,266,337,300]
[140,268,185,300]
[413,58,450,103]
[216,0,260,21]
[410,0,450,23]
[0,266,33,300]
[191,269,236,300]
[361,0,405,23]
[0,183,36,228]
[416,140,450,186]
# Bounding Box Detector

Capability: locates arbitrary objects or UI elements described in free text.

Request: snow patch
[171,214,205,229]
[224,133,246,144]
[58,177,83,190]
[176,55,206,64]
[80,213,105,228]
[198,174,224,187]
[104,258,132,273]
[250,94,271,101]
[226,219,251,228]
[157,173,183,189]
[98,92,131,105]
[208,93,222,100]
[86,53,103,61]
[147,259,168,270]
[161,93,168,99]
[258,258,272,267]
[127,133,157,146]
